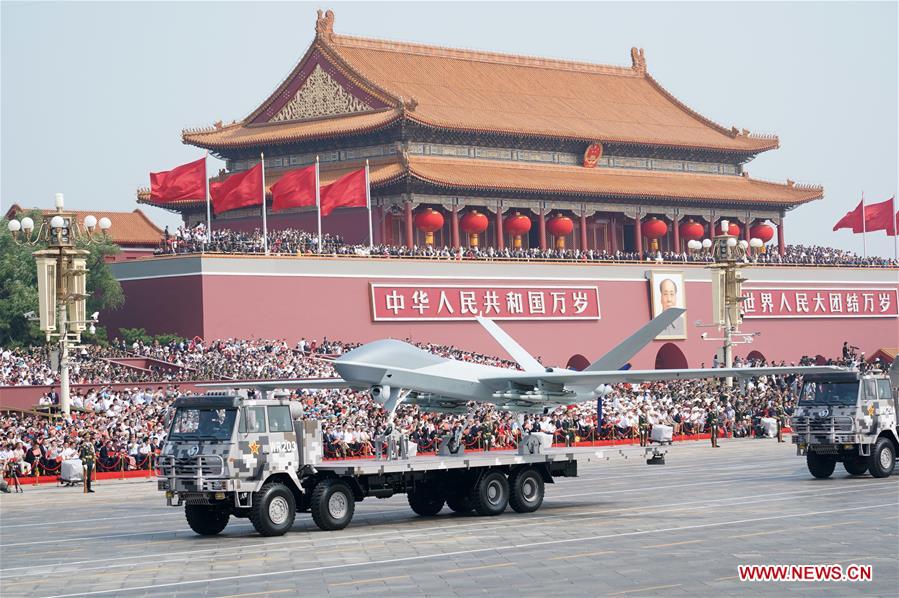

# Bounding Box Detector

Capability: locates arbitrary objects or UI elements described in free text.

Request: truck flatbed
[315,446,662,477]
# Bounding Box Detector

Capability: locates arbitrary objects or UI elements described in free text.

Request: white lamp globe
[749,238,763,248]
[701,239,712,249]
[50,215,65,229]
[98,217,112,230]
[689,240,700,250]
[738,239,749,249]
[720,219,729,234]
[21,217,35,231]
[8,220,21,232]
[84,215,97,229]
[726,237,738,248]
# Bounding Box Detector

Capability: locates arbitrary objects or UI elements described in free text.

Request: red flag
[832,200,864,233]
[270,165,316,212]
[210,164,263,215]
[319,168,366,217]
[863,197,897,235]
[149,157,205,202]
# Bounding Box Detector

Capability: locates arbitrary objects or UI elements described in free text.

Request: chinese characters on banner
[370,285,601,321]
[742,288,899,318]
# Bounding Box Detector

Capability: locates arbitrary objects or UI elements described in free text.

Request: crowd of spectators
[2,329,874,483]
[158,225,346,255]
[154,225,897,267]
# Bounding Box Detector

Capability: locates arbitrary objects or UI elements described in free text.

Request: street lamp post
[8,193,111,416]
[689,220,762,387]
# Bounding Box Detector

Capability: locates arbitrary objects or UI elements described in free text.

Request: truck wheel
[843,455,868,476]
[806,451,836,479]
[509,468,544,513]
[408,483,445,516]
[184,504,230,536]
[311,479,355,531]
[469,470,509,516]
[867,438,896,478]
[446,493,473,514]
[249,482,296,536]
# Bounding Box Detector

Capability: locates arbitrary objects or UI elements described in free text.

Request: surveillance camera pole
[702,222,760,387]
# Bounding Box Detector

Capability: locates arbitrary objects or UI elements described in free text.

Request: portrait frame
[649,270,687,340]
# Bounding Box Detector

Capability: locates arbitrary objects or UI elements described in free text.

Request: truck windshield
[800,381,859,406]
[169,408,237,441]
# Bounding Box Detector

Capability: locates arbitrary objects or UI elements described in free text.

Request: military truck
[792,361,898,479]
[158,391,665,536]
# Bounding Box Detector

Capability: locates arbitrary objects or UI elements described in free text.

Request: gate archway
[746,350,766,364]
[566,354,590,371]
[655,343,688,370]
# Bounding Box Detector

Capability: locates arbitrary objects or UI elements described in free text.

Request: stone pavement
[1,438,896,597]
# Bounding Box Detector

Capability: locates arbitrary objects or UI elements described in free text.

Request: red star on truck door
[248,441,260,455]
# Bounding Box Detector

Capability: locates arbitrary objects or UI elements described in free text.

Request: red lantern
[749,223,774,243]
[715,221,741,236]
[414,208,444,246]
[641,217,668,251]
[679,219,704,241]
[460,210,488,247]
[547,215,574,249]
[504,212,532,248]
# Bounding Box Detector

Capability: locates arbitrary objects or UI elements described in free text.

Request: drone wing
[478,365,845,390]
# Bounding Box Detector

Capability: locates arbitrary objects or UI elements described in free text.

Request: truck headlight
[165,491,174,499]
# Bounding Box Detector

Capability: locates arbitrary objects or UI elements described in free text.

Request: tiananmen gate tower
[139,10,821,256]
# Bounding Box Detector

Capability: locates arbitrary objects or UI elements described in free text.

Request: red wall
[104,259,898,371]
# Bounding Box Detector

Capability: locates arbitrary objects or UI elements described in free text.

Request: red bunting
[149,157,205,203]
[319,168,367,217]
[210,164,263,215]
[270,165,317,212]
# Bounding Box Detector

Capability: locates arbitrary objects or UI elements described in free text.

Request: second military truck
[792,361,898,479]
[158,391,665,536]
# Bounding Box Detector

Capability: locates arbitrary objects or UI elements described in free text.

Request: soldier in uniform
[638,405,650,447]
[775,400,786,443]
[706,404,720,448]
[80,433,96,492]
[561,414,576,447]
[482,415,495,452]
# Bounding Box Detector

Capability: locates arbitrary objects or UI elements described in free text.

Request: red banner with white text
[742,288,898,318]
[370,285,601,321]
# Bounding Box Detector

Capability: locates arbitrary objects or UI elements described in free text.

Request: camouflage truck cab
[158,392,321,536]
[793,363,899,479]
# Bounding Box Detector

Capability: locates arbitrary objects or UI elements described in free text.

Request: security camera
[23,311,36,319]
[90,311,100,321]
[700,332,708,339]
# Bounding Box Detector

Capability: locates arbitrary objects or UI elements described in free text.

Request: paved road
[1,438,897,597]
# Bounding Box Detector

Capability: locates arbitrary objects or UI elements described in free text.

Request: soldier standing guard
[775,401,786,443]
[638,406,650,447]
[482,416,495,451]
[80,433,96,493]
[706,405,720,448]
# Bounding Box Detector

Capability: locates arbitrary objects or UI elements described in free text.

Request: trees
[0,214,124,347]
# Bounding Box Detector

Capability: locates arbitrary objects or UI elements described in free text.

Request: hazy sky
[2,1,897,257]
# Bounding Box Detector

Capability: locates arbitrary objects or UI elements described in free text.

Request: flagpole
[893,194,898,260]
[861,191,867,258]
[365,159,373,249]
[261,153,268,255]
[205,151,212,241]
[315,156,322,254]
